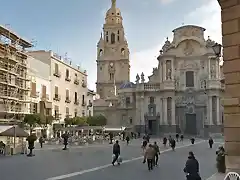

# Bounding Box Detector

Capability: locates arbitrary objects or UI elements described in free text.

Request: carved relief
[183,41,194,56]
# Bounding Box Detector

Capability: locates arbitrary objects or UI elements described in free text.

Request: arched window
[99,49,103,56]
[106,31,108,42]
[111,33,115,44]
[117,30,120,41]
[121,48,125,55]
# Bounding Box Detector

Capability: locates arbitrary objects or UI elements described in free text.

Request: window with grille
[186,71,194,87]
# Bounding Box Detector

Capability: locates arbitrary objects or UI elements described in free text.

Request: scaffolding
[0,25,33,124]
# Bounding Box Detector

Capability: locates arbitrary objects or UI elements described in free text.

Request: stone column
[216,96,220,125]
[208,58,211,79]
[219,0,240,173]
[163,61,166,81]
[163,98,168,125]
[208,96,213,125]
[160,98,163,125]
[171,60,174,80]
[171,97,176,125]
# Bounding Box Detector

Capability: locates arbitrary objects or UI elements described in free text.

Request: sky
[0,0,221,90]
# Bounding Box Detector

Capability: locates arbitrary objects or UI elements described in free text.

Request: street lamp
[212,43,222,57]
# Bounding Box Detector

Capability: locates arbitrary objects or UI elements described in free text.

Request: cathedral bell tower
[96,0,130,99]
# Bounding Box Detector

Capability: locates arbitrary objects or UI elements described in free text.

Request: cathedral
[93,0,224,136]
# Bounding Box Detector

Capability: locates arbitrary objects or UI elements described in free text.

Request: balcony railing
[65,97,71,103]
[74,79,79,85]
[41,94,49,101]
[53,71,61,78]
[82,101,86,106]
[74,99,79,105]
[65,76,71,82]
[53,94,61,101]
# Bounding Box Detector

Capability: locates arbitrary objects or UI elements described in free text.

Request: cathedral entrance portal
[185,114,197,135]
[147,120,157,135]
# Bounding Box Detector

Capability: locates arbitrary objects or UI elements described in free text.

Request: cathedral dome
[119,82,135,89]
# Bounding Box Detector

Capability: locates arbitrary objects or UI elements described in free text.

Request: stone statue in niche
[210,65,216,78]
[141,72,145,83]
[200,80,206,89]
[167,68,172,80]
[175,78,179,88]
[135,74,140,83]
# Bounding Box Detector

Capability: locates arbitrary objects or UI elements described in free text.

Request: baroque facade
[94,0,224,136]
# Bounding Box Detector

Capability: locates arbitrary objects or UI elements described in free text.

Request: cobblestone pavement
[0,138,221,180]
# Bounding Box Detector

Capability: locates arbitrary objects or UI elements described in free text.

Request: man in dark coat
[163,137,167,147]
[171,138,176,151]
[190,138,195,145]
[183,151,201,180]
[208,137,214,148]
[112,140,120,166]
[153,141,160,166]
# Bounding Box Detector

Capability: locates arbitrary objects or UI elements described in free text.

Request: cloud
[159,0,175,4]
[130,0,221,82]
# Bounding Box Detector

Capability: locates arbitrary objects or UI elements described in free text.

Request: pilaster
[208,96,213,125]
[163,98,168,125]
[160,98,164,125]
[171,97,176,125]
[163,61,166,81]
[216,96,221,125]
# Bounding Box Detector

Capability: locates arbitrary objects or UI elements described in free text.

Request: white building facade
[28,51,92,126]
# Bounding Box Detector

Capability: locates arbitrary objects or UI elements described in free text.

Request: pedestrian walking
[208,137,214,148]
[142,139,148,153]
[126,136,130,145]
[190,138,195,145]
[39,137,44,148]
[171,138,176,151]
[153,141,160,166]
[183,151,201,180]
[112,140,121,166]
[168,135,172,146]
[180,134,184,142]
[143,144,155,171]
[176,133,179,142]
[163,137,167,147]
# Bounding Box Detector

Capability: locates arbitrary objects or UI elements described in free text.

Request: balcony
[31,91,40,98]
[41,94,50,101]
[53,71,61,78]
[65,97,71,103]
[82,101,86,106]
[53,94,61,101]
[65,76,71,82]
[74,79,79,85]
[82,81,87,88]
[74,99,79,105]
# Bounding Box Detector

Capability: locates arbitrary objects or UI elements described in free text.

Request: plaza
[0,138,223,180]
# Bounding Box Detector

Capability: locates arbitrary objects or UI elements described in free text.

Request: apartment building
[0,25,32,124]
[28,50,91,124]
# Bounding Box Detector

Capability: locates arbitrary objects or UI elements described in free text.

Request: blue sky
[0,0,221,90]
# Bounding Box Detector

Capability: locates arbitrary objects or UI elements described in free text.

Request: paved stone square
[0,138,222,180]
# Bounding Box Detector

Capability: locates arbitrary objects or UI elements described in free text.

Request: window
[149,97,155,104]
[82,95,85,104]
[121,48,125,55]
[66,69,69,78]
[31,82,36,97]
[54,105,59,119]
[55,63,59,73]
[74,92,78,102]
[55,86,58,96]
[186,71,194,87]
[129,118,133,124]
[42,85,46,98]
[106,32,109,42]
[99,49,103,56]
[66,89,69,99]
[126,97,130,105]
[109,73,114,80]
[111,33,115,44]
[66,107,69,116]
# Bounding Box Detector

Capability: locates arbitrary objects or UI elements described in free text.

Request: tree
[64,117,73,126]
[87,115,107,126]
[23,114,41,133]
[73,116,88,126]
[40,115,54,127]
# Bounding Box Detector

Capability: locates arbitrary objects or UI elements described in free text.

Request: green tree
[64,117,73,126]
[23,114,41,133]
[40,115,54,127]
[87,115,107,126]
[73,116,88,126]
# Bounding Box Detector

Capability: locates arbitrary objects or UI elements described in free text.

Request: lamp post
[212,43,222,57]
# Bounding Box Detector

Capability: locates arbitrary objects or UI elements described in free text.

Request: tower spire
[111,0,116,8]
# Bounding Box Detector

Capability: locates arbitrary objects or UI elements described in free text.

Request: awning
[0,126,29,137]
